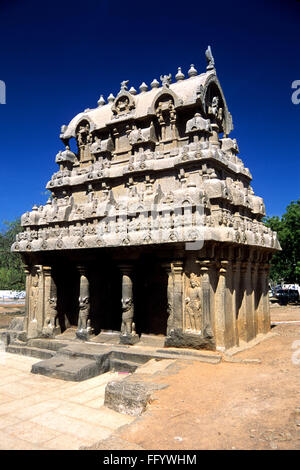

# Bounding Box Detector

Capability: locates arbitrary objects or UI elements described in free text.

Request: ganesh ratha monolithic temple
[12,47,280,352]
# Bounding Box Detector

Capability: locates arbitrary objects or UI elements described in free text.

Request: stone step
[6,344,55,360]
[110,350,152,365]
[139,334,165,348]
[109,358,140,373]
[27,338,69,351]
[31,355,102,382]
[154,349,222,364]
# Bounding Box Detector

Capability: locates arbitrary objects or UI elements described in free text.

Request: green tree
[264,199,300,283]
[0,219,25,290]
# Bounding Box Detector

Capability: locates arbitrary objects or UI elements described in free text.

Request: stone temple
[12,47,280,353]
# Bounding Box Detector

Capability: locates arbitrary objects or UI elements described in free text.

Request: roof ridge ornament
[160,74,172,87]
[150,78,160,89]
[188,64,198,77]
[175,67,185,81]
[139,82,148,93]
[107,93,115,104]
[120,80,129,91]
[205,45,215,71]
[129,86,137,95]
[97,95,106,107]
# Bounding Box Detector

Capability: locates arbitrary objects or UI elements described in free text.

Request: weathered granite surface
[11,46,280,351]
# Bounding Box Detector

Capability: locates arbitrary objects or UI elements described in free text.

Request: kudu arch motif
[12,46,280,350]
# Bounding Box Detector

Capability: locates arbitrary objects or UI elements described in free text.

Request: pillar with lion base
[76,266,92,340]
[119,263,139,345]
[42,266,61,338]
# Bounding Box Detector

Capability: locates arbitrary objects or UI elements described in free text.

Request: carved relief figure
[121,297,136,336]
[30,274,39,321]
[78,296,90,331]
[43,297,58,332]
[208,96,223,124]
[185,274,202,331]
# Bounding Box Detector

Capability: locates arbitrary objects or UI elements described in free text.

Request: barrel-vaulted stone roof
[61,71,233,138]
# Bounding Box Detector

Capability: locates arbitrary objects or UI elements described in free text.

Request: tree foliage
[264,199,300,283]
[0,219,25,290]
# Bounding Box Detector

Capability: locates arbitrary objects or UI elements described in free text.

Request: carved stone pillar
[172,261,184,330]
[162,263,174,335]
[24,265,31,334]
[238,261,255,342]
[214,261,227,351]
[257,263,271,334]
[251,261,259,337]
[232,260,241,347]
[27,265,42,339]
[119,264,139,345]
[214,257,237,350]
[164,260,191,348]
[42,266,61,338]
[76,266,92,340]
[198,260,214,341]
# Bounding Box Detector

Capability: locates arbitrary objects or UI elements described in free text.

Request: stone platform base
[31,355,102,381]
[119,334,140,345]
[164,329,215,350]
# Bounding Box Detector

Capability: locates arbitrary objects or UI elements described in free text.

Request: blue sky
[0,0,299,229]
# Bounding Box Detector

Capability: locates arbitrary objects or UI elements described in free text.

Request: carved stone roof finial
[205,45,215,71]
[97,95,106,107]
[139,82,148,93]
[160,74,172,87]
[150,78,160,89]
[120,80,129,91]
[188,64,198,77]
[107,93,115,104]
[175,67,185,81]
[129,86,137,95]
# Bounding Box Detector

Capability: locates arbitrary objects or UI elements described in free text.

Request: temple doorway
[53,263,79,332]
[133,255,168,336]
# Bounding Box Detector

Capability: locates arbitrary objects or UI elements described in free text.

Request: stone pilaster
[165,260,195,348]
[23,265,31,334]
[226,259,236,348]
[198,260,214,341]
[257,263,271,334]
[162,263,174,335]
[76,266,92,340]
[27,265,43,339]
[251,261,259,337]
[232,260,241,347]
[238,260,255,343]
[119,264,139,345]
[214,261,227,351]
[172,261,184,330]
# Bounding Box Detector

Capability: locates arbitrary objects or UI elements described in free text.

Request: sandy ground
[91,303,300,450]
[0,305,25,328]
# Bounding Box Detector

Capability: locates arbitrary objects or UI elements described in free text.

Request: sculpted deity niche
[185,273,202,332]
[208,95,223,126]
[155,95,177,141]
[90,135,102,154]
[76,122,91,147]
[112,82,135,118]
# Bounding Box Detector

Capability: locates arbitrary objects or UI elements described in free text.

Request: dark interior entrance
[133,255,168,336]
[53,263,80,332]
[52,251,168,338]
